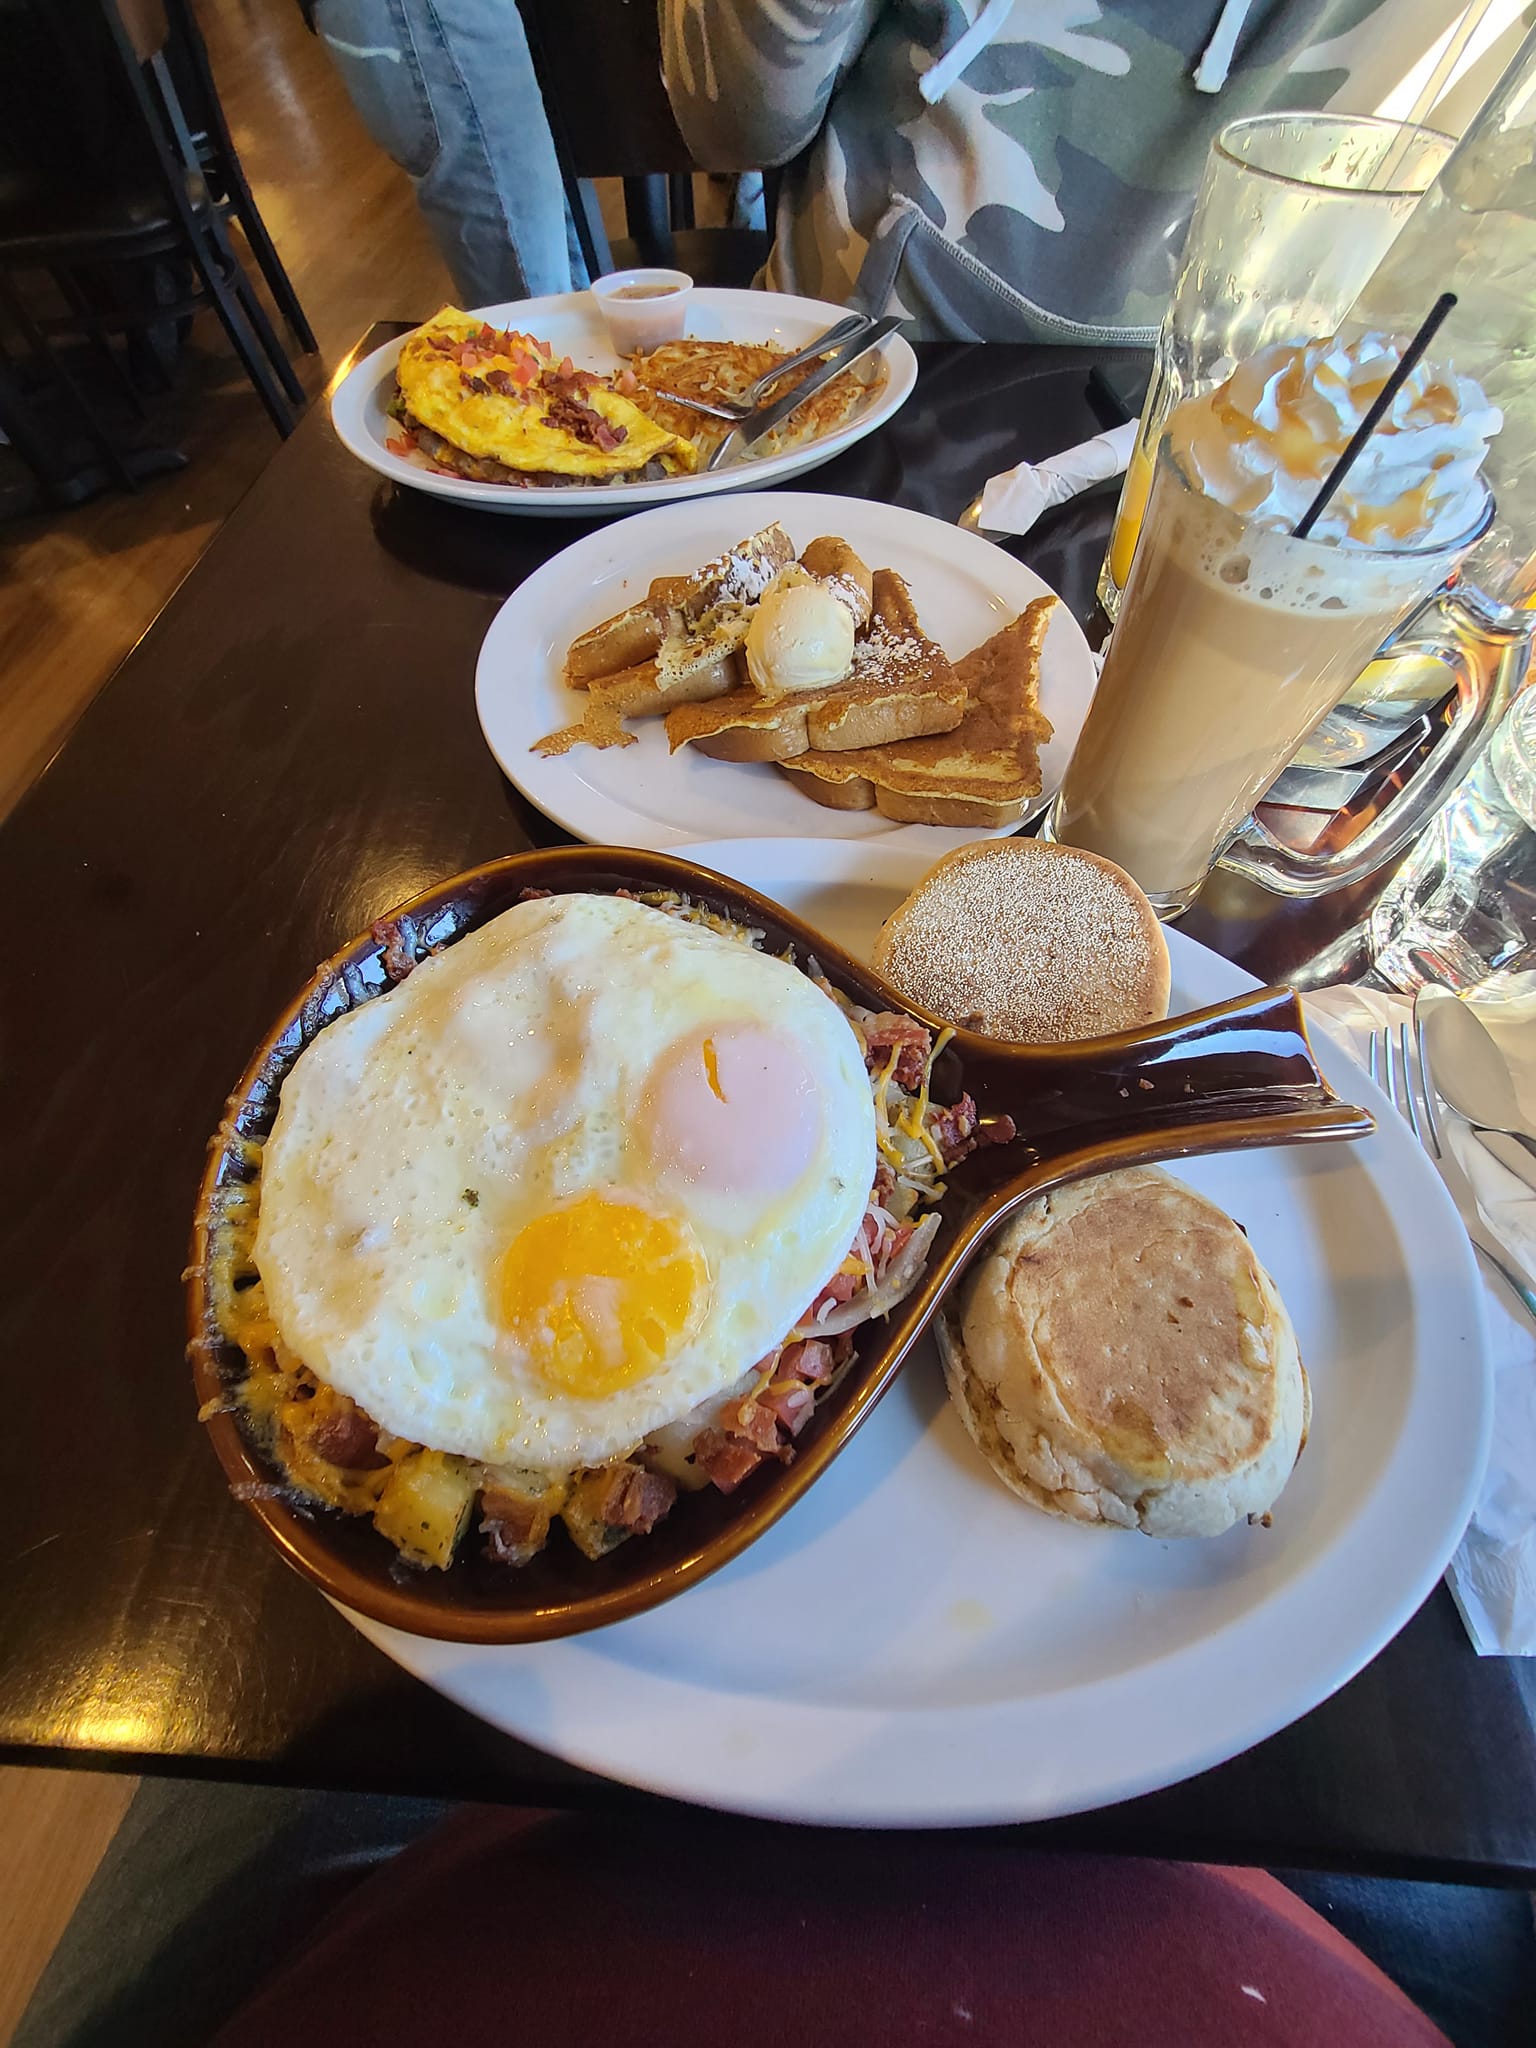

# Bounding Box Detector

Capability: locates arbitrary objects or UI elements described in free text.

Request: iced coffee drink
[1051,335,1499,913]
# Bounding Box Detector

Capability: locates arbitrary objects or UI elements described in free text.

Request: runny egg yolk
[497,1192,709,1397]
[643,1023,822,1196]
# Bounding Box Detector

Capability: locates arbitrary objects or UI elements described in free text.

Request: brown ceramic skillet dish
[187,845,1370,1643]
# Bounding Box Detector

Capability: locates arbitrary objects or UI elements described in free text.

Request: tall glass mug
[1098,115,1452,619]
[1290,28,1536,770]
[1368,684,1536,995]
[1349,23,1536,609]
[1050,441,1516,918]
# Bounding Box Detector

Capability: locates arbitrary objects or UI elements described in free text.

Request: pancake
[938,1167,1308,1538]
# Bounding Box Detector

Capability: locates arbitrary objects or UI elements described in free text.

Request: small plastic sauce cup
[590,268,693,356]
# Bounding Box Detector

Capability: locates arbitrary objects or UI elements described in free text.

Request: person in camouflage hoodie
[660,0,1411,343]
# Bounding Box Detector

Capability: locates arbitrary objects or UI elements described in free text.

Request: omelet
[393,307,694,482]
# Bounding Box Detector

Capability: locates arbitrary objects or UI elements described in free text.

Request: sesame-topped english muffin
[936,1166,1308,1539]
[871,838,1169,1043]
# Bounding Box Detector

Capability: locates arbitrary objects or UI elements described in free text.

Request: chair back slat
[117,0,168,64]
[519,0,695,180]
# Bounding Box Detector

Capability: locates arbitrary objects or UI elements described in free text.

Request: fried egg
[396,308,689,479]
[254,895,874,1472]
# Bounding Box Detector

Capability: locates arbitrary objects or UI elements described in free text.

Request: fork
[645,313,871,419]
[1369,1017,1536,1320]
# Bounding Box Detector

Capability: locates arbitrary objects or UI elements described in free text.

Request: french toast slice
[664,568,965,763]
[796,535,873,629]
[563,528,792,689]
[779,595,1057,825]
[531,645,747,756]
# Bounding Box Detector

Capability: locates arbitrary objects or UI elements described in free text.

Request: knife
[706,315,905,472]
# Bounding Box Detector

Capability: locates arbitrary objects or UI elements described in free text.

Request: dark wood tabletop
[4,331,1534,1882]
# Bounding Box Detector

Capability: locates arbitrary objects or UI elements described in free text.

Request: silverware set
[1368,1008,1536,1321]
[647,311,902,472]
[647,312,871,419]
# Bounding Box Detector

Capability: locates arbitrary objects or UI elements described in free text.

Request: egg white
[254,894,875,1471]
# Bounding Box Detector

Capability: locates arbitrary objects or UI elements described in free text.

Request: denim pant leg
[314,0,585,304]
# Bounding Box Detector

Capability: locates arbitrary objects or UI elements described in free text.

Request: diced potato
[479,1466,570,1566]
[561,1468,632,1561]
[373,1450,479,1569]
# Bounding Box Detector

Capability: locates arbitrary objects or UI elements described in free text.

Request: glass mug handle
[1217,591,1535,900]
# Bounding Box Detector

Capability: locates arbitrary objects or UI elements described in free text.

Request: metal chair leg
[227,252,306,407]
[148,49,306,402]
[50,266,150,419]
[623,176,675,268]
[572,180,612,279]
[181,234,294,436]
[164,0,317,351]
[0,270,140,490]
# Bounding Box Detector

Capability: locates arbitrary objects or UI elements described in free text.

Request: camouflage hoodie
[661,0,1399,342]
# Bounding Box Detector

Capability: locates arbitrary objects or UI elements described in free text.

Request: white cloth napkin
[1306,984,1536,1654]
[974,421,1136,537]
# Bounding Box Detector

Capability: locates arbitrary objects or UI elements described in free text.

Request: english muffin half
[938,1167,1308,1538]
[871,839,1169,1043]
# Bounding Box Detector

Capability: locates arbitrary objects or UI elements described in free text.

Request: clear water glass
[1348,22,1536,609]
[1369,685,1536,993]
[1097,114,1452,620]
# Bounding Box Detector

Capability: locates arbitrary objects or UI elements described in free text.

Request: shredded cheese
[873,1044,906,1169]
[899,1023,953,1175]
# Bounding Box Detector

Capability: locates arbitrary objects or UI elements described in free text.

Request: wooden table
[4,333,1534,1882]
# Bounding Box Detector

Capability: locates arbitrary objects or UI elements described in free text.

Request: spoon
[1417,987,1536,1169]
[190,844,1373,1644]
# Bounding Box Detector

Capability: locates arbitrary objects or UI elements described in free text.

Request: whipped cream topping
[1169,334,1500,550]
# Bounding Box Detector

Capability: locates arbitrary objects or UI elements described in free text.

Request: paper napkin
[1306,984,1536,1655]
[971,421,1137,538]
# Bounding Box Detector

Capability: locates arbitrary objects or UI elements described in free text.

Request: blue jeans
[313,0,587,304]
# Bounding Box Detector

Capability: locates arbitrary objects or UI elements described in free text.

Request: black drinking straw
[1291,292,1458,540]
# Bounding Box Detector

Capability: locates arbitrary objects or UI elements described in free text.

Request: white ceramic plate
[343,839,1491,1827]
[330,289,918,515]
[476,492,1097,851]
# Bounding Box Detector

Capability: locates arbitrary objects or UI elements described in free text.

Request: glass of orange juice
[1098,113,1453,620]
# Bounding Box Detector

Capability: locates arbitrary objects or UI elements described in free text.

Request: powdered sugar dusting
[821,571,872,625]
[850,617,933,685]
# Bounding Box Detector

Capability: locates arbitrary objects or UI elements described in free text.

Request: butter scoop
[745,568,856,699]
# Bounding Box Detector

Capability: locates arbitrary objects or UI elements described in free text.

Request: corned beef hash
[204,890,1009,1572]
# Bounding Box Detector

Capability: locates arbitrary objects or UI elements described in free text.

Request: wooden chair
[517,0,771,287]
[0,0,306,445]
